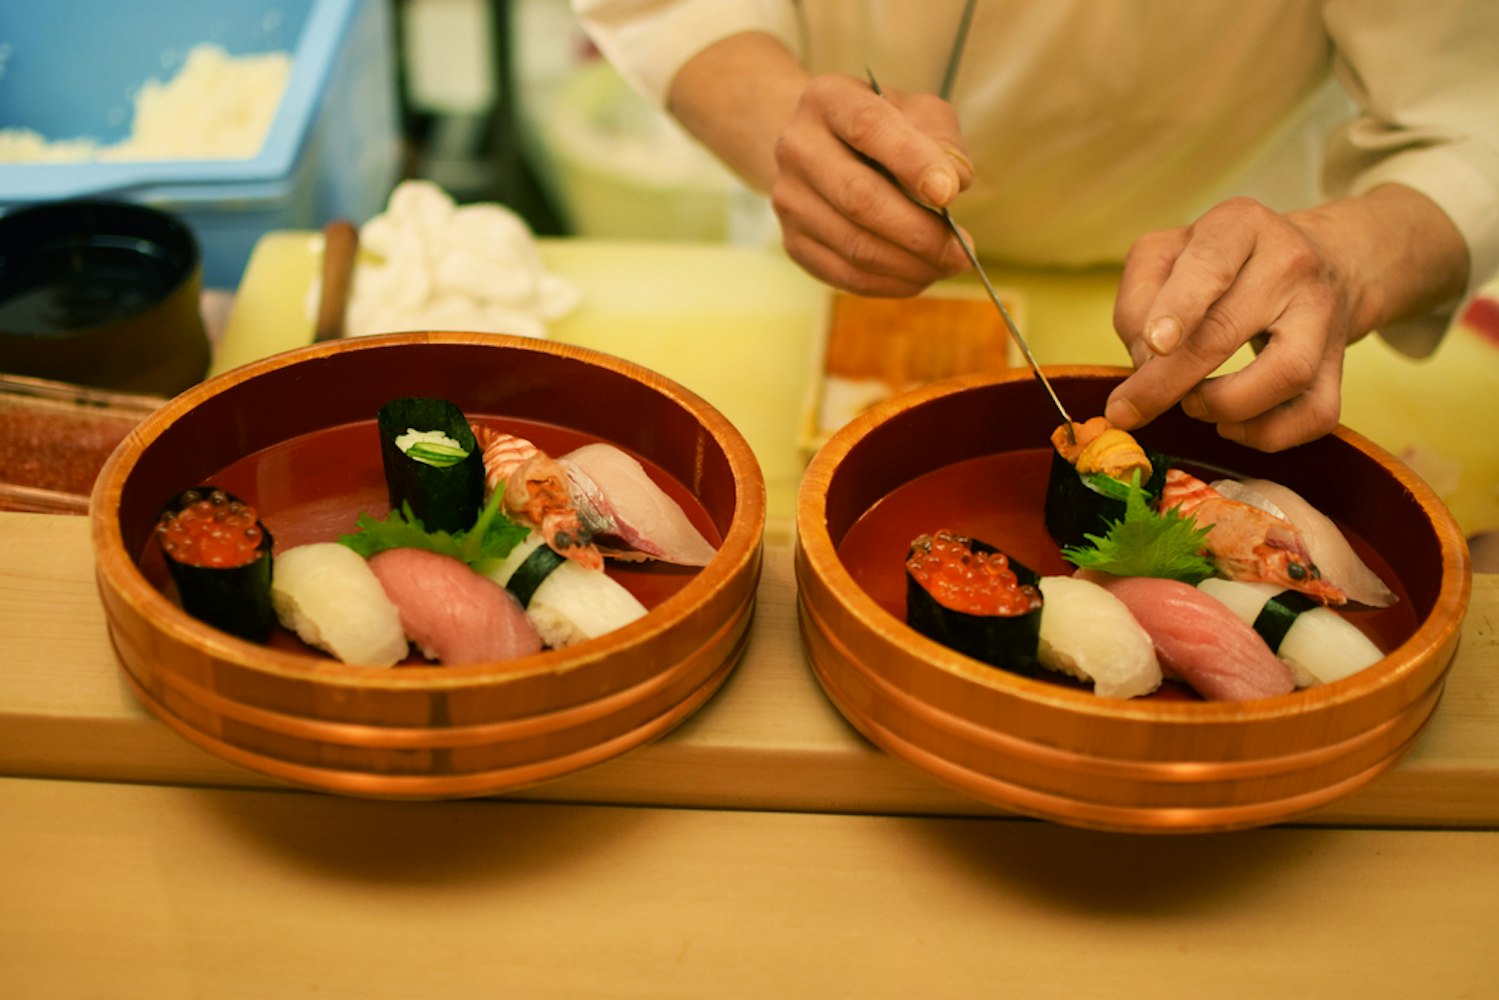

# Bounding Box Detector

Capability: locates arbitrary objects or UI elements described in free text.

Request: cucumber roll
[905,530,1044,675]
[155,486,275,642]
[376,397,486,534]
[1044,418,1167,550]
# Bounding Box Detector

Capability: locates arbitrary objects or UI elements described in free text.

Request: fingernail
[1218,422,1245,444]
[1105,396,1141,428]
[1180,390,1207,420]
[919,169,956,206]
[1146,316,1182,355]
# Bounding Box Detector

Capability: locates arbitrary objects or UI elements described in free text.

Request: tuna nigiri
[562,443,718,567]
[368,547,542,665]
[1084,573,1296,701]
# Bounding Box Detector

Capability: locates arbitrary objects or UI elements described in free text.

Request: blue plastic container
[0,0,400,288]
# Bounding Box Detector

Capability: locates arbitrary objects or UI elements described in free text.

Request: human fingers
[1114,226,1191,366]
[773,77,969,291]
[1107,199,1288,429]
[1204,336,1345,452]
[772,141,965,293]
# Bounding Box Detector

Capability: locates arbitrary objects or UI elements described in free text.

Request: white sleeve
[1321,0,1499,351]
[571,0,802,108]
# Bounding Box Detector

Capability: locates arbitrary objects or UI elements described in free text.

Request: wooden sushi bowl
[796,366,1471,834]
[91,332,765,799]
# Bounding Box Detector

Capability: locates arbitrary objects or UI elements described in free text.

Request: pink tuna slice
[561,443,719,567]
[368,548,542,665]
[1082,573,1296,701]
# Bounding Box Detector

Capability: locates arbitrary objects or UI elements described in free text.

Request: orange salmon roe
[906,530,1042,617]
[157,489,264,569]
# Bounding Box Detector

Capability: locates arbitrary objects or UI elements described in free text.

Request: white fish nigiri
[1197,577,1385,687]
[479,531,648,648]
[1037,575,1162,699]
[270,543,408,666]
[562,443,718,566]
[1210,477,1397,608]
[1084,573,1296,701]
[368,547,542,665]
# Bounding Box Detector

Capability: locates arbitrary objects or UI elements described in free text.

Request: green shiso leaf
[1061,471,1217,583]
[339,486,527,566]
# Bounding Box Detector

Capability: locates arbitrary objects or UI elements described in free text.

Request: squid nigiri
[1036,575,1162,699]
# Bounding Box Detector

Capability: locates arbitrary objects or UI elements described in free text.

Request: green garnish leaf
[339,486,527,566]
[1061,471,1217,583]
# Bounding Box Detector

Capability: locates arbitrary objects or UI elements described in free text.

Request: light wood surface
[2,776,1496,999]
[4,511,1497,826]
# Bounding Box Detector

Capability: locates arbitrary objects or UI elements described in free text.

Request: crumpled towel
[313,179,580,340]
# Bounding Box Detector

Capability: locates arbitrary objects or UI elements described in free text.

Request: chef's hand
[770,74,975,297]
[1104,196,1366,452]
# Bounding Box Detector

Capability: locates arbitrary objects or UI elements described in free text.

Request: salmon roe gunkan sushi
[906,530,1043,617]
[157,488,265,569]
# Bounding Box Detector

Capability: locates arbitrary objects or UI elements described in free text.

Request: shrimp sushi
[1197,577,1385,687]
[1085,573,1296,701]
[1159,469,1346,605]
[477,531,648,648]
[156,486,275,642]
[905,530,1044,675]
[377,397,486,534]
[1036,575,1162,699]
[1210,477,1397,608]
[270,543,408,666]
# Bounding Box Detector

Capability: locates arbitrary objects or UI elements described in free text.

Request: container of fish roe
[0,374,161,513]
[90,332,765,799]
[795,366,1471,834]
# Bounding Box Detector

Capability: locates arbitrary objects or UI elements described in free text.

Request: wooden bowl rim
[91,331,766,689]
[796,364,1472,725]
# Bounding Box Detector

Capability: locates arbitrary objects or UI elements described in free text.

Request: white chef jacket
[573,0,1499,350]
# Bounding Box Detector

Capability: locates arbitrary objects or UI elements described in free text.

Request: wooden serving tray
[2,511,1496,828]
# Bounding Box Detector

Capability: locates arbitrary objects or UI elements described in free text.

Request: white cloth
[573,0,1499,349]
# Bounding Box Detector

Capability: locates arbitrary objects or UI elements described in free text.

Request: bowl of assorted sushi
[91,331,764,798]
[796,365,1471,834]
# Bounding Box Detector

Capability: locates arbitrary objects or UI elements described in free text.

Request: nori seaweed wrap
[1044,444,1169,550]
[905,530,1044,675]
[376,397,486,534]
[155,486,275,642]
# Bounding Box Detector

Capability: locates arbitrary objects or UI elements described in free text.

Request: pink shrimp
[471,424,602,570]
[1160,469,1345,605]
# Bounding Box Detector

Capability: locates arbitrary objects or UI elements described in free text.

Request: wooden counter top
[3,511,1496,827]
[3,776,1496,998]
